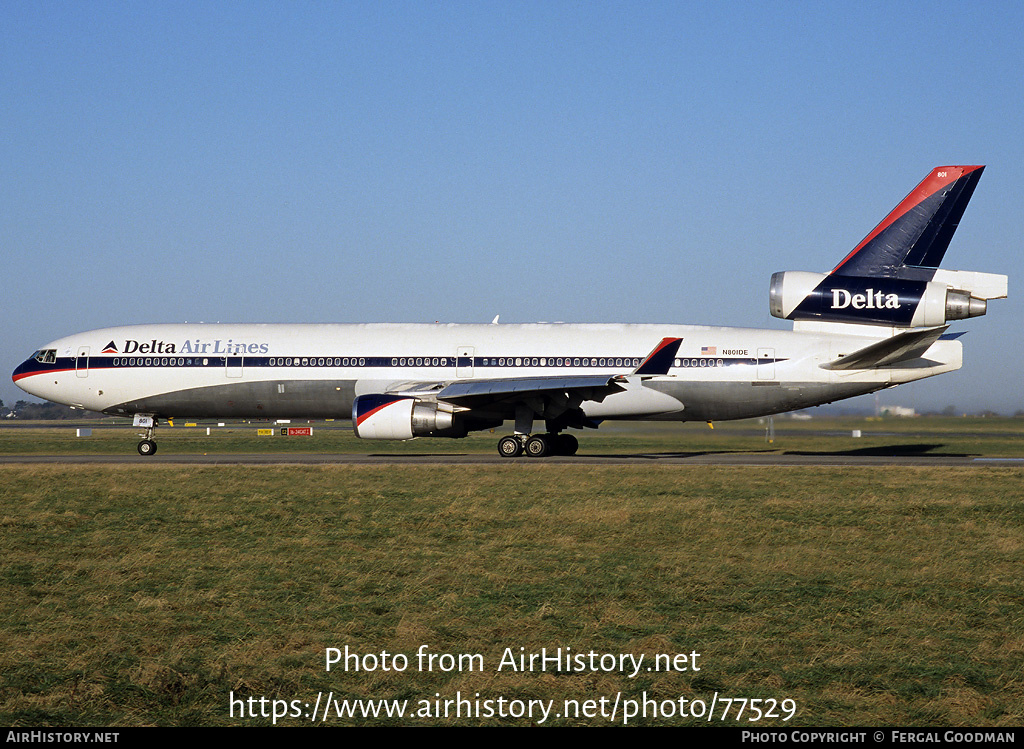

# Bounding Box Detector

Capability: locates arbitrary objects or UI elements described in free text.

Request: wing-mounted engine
[353,394,465,439]
[769,270,1005,328]
[352,393,503,439]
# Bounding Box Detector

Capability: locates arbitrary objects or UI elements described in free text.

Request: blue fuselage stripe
[16,354,783,379]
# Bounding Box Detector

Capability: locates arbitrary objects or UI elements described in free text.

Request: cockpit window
[33,349,57,364]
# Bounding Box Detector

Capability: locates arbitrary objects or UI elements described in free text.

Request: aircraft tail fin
[769,165,1006,328]
[830,166,984,281]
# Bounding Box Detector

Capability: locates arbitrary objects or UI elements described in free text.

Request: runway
[2,452,1019,466]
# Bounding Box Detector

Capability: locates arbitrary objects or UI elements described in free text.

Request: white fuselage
[14,322,961,424]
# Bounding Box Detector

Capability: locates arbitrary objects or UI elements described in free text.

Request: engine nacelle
[769,271,827,319]
[352,394,463,440]
[770,270,995,327]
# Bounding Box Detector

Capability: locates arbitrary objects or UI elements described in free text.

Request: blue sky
[3,1,1022,413]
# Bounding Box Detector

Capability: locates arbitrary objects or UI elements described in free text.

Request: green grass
[2,416,1023,457]
[1,464,1021,726]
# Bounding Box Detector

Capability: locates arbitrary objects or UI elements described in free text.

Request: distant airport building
[879,406,917,418]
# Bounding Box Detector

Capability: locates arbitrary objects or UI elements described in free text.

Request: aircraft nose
[12,354,53,399]
[13,357,34,384]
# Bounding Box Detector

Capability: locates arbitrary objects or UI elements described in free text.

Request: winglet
[632,337,682,376]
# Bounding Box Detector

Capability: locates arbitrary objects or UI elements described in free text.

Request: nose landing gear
[134,414,158,456]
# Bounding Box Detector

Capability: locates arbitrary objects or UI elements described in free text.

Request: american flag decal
[701,346,716,355]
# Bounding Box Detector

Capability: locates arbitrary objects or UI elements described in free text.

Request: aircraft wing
[436,374,625,407]
[384,337,682,416]
[821,326,949,370]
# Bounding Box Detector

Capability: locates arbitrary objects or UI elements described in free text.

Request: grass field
[2,415,1024,458]
[1,419,1022,727]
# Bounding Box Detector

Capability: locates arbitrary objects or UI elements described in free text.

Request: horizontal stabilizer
[821,326,949,370]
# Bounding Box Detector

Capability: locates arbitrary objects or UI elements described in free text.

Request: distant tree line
[1,398,106,420]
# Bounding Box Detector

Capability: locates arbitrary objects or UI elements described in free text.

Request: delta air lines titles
[113,338,271,355]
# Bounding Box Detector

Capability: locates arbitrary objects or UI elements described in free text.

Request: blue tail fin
[769,165,1005,328]
[830,165,984,281]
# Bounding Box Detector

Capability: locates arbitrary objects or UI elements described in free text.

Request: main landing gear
[134,415,158,456]
[497,432,579,458]
[497,404,582,458]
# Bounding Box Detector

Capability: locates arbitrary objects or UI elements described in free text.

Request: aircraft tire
[555,433,579,456]
[525,434,551,458]
[137,439,157,456]
[498,436,523,458]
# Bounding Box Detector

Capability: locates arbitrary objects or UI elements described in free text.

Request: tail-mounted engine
[769,269,1006,328]
[352,394,466,440]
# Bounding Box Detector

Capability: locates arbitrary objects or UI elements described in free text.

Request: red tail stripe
[831,166,983,274]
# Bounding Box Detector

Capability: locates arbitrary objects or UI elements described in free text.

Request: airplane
[12,165,1007,457]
